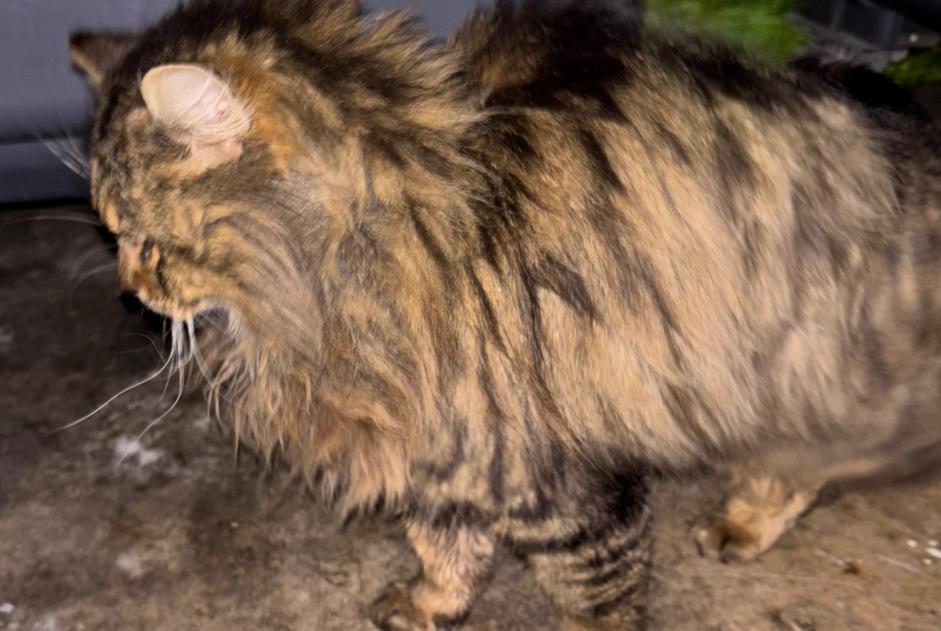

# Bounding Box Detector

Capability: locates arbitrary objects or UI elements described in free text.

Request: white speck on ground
[879,556,922,574]
[0,325,13,352]
[906,539,918,548]
[813,548,846,566]
[0,603,14,615]
[36,615,59,631]
[115,550,147,579]
[114,437,163,467]
[926,547,941,560]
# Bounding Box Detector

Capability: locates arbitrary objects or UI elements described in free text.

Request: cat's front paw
[368,582,435,631]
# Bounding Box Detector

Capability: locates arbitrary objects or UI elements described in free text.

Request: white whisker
[67,262,119,309]
[118,352,187,466]
[119,332,167,361]
[42,137,90,179]
[160,320,183,397]
[0,213,102,230]
[48,351,175,434]
[64,133,89,169]
[186,316,215,386]
[69,260,118,288]
[32,118,90,179]
[24,119,90,179]
[68,244,116,281]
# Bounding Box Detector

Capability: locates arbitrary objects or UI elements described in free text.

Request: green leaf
[646,0,805,64]
[887,49,941,88]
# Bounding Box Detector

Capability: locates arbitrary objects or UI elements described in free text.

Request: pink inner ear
[141,64,251,143]
[189,79,230,124]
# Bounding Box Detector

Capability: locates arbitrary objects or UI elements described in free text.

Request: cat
[68,0,941,629]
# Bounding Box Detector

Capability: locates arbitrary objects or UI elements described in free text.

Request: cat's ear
[140,64,251,145]
[69,32,135,88]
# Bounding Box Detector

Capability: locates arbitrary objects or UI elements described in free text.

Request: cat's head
[69,0,478,343]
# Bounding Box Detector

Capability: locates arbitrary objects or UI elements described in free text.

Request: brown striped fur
[70,1,941,628]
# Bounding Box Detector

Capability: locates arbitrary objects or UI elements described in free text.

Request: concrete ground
[1,206,940,631]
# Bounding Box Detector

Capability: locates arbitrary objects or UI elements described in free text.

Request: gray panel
[0,140,88,203]
[0,0,179,203]
[0,0,179,141]
[368,0,475,33]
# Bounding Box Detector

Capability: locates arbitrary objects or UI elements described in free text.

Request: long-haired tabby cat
[68,0,940,628]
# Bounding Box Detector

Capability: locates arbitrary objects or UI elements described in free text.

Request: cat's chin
[137,292,220,323]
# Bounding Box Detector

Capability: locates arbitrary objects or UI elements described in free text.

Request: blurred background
[0,0,939,205]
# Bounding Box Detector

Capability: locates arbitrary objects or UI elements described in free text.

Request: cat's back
[451,1,941,463]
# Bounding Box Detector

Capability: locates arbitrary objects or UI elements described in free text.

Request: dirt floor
[1,205,940,631]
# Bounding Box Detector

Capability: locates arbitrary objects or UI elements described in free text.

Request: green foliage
[887,49,941,87]
[647,0,941,87]
[646,0,805,63]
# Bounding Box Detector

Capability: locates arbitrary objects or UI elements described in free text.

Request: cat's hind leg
[691,452,900,562]
[513,474,653,630]
[691,470,820,563]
